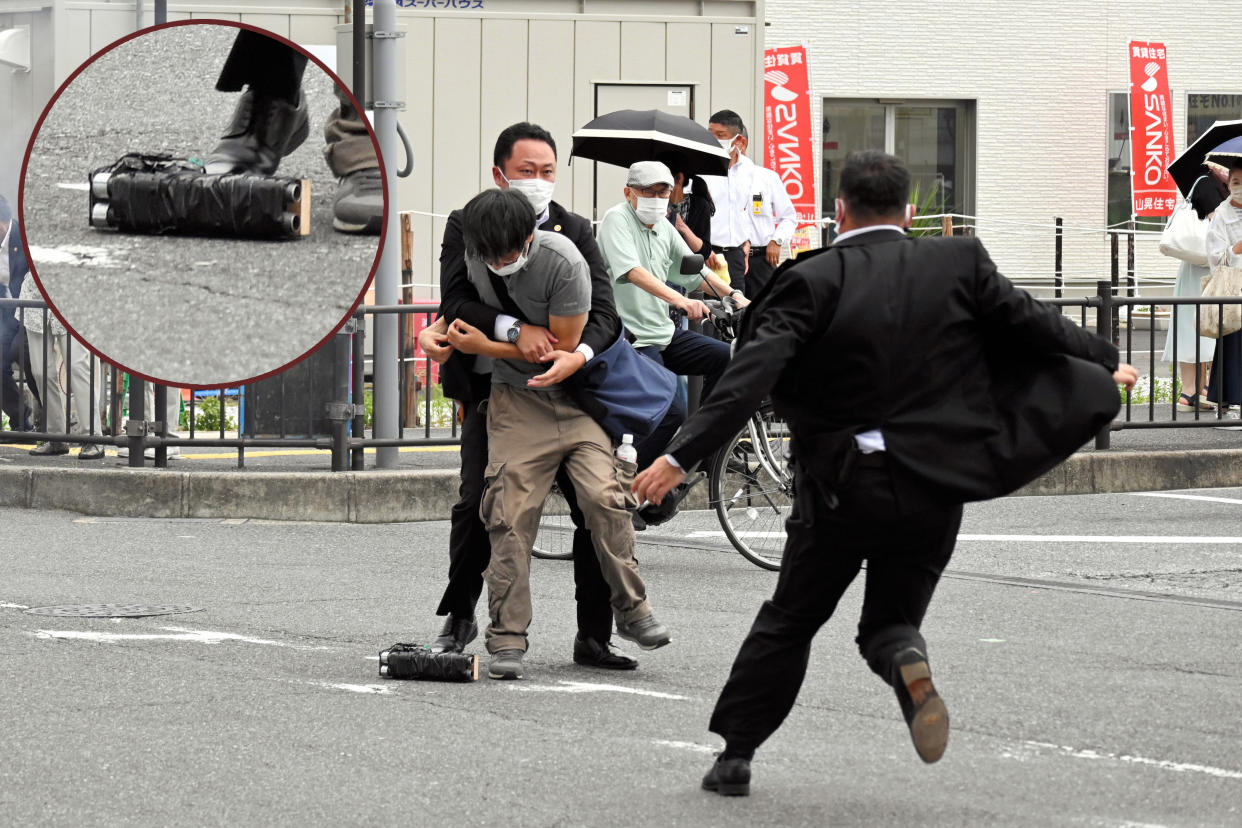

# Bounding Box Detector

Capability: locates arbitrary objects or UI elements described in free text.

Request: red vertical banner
[763,45,817,251]
[1128,41,1178,217]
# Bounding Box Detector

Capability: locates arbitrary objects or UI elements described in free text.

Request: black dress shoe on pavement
[488,649,524,680]
[429,614,478,654]
[572,634,637,670]
[205,88,310,176]
[701,755,751,796]
[29,441,69,456]
[892,647,949,763]
[77,443,105,460]
[615,614,671,650]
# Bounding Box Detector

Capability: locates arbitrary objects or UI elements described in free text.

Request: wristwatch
[505,320,524,344]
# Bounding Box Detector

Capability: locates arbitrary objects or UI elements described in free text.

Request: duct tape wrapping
[378,642,478,682]
[89,153,303,238]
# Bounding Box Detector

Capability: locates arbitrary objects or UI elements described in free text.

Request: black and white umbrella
[1167,119,1242,196]
[570,109,731,177]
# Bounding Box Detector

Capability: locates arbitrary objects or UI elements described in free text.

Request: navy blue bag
[576,328,677,441]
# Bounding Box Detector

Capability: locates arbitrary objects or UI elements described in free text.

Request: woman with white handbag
[1160,173,1224,410]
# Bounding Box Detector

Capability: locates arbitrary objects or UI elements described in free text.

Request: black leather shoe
[29,441,69,456]
[429,614,478,654]
[701,755,750,796]
[573,634,637,670]
[615,613,670,650]
[892,647,949,763]
[205,88,309,176]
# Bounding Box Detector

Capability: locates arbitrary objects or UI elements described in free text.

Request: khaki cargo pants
[480,383,651,654]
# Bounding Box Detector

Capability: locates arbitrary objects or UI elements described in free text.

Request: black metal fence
[4,286,1242,469]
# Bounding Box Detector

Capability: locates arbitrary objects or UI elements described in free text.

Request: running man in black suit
[635,150,1138,796]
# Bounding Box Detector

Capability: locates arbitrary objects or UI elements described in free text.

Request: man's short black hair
[0,195,11,225]
[493,122,558,170]
[838,150,911,220]
[709,109,747,140]
[462,188,536,264]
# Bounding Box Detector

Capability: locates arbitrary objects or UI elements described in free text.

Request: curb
[3,449,1241,523]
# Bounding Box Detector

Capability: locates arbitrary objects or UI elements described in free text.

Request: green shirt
[597,201,700,349]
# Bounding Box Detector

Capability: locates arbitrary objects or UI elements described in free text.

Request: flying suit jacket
[663,229,1121,507]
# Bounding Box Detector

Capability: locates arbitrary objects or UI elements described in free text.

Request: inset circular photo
[19,20,385,388]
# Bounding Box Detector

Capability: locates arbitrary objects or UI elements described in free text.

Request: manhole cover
[23,604,204,618]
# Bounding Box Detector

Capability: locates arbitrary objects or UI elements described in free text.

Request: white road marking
[1131,492,1242,506]
[1010,740,1242,780]
[688,530,1242,544]
[1,602,30,609]
[314,682,393,695]
[510,681,690,700]
[30,244,122,268]
[654,740,718,756]
[33,626,330,650]
[57,181,90,191]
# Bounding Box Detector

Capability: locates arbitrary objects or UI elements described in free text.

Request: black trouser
[0,322,36,430]
[216,29,308,102]
[714,246,747,295]
[708,455,963,753]
[435,396,613,642]
[745,247,776,297]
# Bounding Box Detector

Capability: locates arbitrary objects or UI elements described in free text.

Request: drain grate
[23,604,203,618]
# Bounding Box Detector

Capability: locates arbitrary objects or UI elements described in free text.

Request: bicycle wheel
[709,410,794,571]
[531,484,575,560]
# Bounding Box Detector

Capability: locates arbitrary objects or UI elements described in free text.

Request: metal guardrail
[5,285,1242,469]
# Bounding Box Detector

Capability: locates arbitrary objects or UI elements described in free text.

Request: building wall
[0,3,54,202]
[765,0,1232,294]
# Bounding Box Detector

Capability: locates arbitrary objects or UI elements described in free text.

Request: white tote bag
[1159,177,1210,266]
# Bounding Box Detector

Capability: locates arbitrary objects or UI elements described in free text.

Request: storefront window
[821,99,974,232]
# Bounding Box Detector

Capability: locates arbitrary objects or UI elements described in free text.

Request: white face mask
[501,172,556,214]
[718,135,737,153]
[634,196,669,225]
[487,243,529,277]
[1231,185,1242,203]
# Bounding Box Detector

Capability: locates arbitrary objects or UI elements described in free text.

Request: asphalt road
[2,489,1240,826]
[20,22,379,387]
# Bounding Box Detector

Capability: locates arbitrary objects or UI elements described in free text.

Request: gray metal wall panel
[570,20,618,218]
[403,16,436,295]
[619,21,664,80]
[88,8,133,52]
[527,18,575,217]
[238,13,289,39]
[57,7,90,82]
[478,17,528,185]
[710,22,753,132]
[289,14,338,45]
[665,21,710,119]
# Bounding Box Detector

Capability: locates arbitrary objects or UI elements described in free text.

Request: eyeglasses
[632,185,672,198]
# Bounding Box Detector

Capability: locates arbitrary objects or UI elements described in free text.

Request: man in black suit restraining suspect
[634,150,1138,796]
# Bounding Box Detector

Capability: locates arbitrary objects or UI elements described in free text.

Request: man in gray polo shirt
[447,188,672,680]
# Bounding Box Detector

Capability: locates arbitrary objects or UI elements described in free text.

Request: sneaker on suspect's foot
[701,754,751,797]
[892,646,949,763]
[572,634,637,670]
[488,649,524,680]
[77,443,105,460]
[430,613,478,654]
[29,441,69,456]
[615,614,671,650]
[332,168,383,234]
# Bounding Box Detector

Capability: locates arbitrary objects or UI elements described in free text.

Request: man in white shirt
[704,110,798,297]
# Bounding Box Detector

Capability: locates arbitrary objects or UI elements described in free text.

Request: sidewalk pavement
[2,420,1242,522]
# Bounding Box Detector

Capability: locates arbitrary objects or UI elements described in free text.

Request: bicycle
[531,287,794,571]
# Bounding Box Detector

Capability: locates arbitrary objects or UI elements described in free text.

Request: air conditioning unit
[0,26,30,73]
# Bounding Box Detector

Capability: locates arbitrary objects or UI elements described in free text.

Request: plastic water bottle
[616,434,637,464]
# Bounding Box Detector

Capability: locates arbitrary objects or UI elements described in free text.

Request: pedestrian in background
[703,110,797,296]
[1162,170,1225,411]
[1206,163,1242,412]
